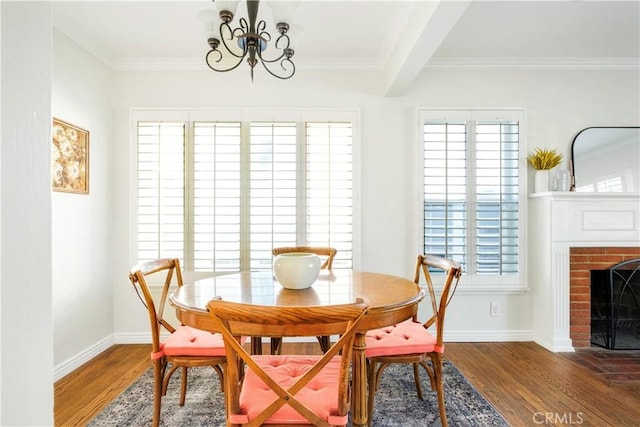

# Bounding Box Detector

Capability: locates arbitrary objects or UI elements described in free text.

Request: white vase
[273,253,321,290]
[534,170,550,193]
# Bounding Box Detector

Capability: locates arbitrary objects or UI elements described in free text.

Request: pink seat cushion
[162,325,227,357]
[231,355,347,425]
[364,319,438,357]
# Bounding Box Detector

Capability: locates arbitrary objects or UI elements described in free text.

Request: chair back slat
[207,297,368,426]
[414,254,462,346]
[129,258,183,349]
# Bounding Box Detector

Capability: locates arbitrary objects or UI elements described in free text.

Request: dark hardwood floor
[54,342,640,426]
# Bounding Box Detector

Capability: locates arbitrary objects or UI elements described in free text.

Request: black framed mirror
[571,126,640,192]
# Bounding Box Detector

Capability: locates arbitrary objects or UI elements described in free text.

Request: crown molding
[425,57,640,70]
[111,56,385,71]
[109,56,640,72]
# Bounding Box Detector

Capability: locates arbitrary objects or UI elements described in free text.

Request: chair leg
[431,353,448,427]
[179,366,188,406]
[367,360,390,427]
[162,365,179,396]
[316,335,331,353]
[212,364,225,392]
[270,337,283,355]
[152,359,163,427]
[412,362,424,400]
[366,360,377,427]
[251,337,263,355]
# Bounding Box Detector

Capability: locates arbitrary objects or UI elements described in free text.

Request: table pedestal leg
[352,332,367,426]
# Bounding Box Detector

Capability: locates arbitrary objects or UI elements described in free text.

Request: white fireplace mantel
[529,192,640,352]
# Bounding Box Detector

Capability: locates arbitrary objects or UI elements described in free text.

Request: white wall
[1,2,53,425]
[109,66,639,342]
[52,30,114,376]
[2,3,634,424]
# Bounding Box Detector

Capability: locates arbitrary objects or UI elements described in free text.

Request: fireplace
[531,193,640,352]
[591,258,640,349]
[570,248,640,348]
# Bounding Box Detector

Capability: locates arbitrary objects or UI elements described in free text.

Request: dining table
[169,268,424,427]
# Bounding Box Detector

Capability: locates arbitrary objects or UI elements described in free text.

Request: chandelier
[202,0,297,81]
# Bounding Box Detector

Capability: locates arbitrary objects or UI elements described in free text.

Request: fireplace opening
[591,258,640,350]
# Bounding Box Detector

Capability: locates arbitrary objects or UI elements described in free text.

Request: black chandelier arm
[257,29,272,46]
[259,57,295,80]
[256,19,268,36]
[216,20,250,60]
[236,16,250,35]
[204,49,245,72]
[276,33,291,49]
[256,34,291,64]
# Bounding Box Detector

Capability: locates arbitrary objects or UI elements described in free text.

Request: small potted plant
[527,147,563,192]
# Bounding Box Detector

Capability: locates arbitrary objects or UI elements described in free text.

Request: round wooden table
[170,269,424,426]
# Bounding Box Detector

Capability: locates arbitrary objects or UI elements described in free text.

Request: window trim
[415,108,529,293]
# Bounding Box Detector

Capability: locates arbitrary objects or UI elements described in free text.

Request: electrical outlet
[490,302,501,317]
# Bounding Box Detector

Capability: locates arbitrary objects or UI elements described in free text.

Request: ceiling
[52,0,639,94]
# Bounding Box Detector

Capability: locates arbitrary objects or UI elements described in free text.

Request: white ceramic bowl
[272,253,322,289]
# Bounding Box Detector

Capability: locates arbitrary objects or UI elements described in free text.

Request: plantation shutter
[134,111,357,273]
[306,122,354,268]
[423,115,520,276]
[475,121,519,274]
[192,122,242,272]
[136,122,185,264]
[249,122,298,270]
[423,122,468,270]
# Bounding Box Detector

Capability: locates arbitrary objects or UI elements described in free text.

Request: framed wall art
[52,118,89,194]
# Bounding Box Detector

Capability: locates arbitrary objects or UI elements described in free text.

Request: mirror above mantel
[571,126,640,193]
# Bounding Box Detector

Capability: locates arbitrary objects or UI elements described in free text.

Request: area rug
[89,361,507,426]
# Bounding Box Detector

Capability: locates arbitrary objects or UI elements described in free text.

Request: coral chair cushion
[162,325,227,357]
[230,355,347,425]
[365,319,439,357]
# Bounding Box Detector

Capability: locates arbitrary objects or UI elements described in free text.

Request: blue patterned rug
[89,361,507,426]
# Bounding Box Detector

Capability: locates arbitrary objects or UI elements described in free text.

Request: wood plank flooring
[446,343,639,426]
[54,342,640,426]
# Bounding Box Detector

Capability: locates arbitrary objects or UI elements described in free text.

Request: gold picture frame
[52,118,89,194]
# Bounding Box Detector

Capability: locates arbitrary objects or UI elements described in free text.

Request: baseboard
[53,335,114,382]
[534,336,576,353]
[445,329,534,342]
[115,332,152,344]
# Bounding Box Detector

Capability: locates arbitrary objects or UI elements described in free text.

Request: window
[134,110,356,274]
[136,122,185,263]
[420,110,524,287]
[192,122,241,271]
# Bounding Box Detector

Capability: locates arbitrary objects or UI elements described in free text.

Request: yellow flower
[527,147,563,170]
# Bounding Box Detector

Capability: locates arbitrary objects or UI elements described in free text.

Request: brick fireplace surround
[570,247,640,348]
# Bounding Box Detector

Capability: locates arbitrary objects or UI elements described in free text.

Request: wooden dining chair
[269,246,338,355]
[129,258,227,427]
[207,297,368,426]
[364,254,462,427]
